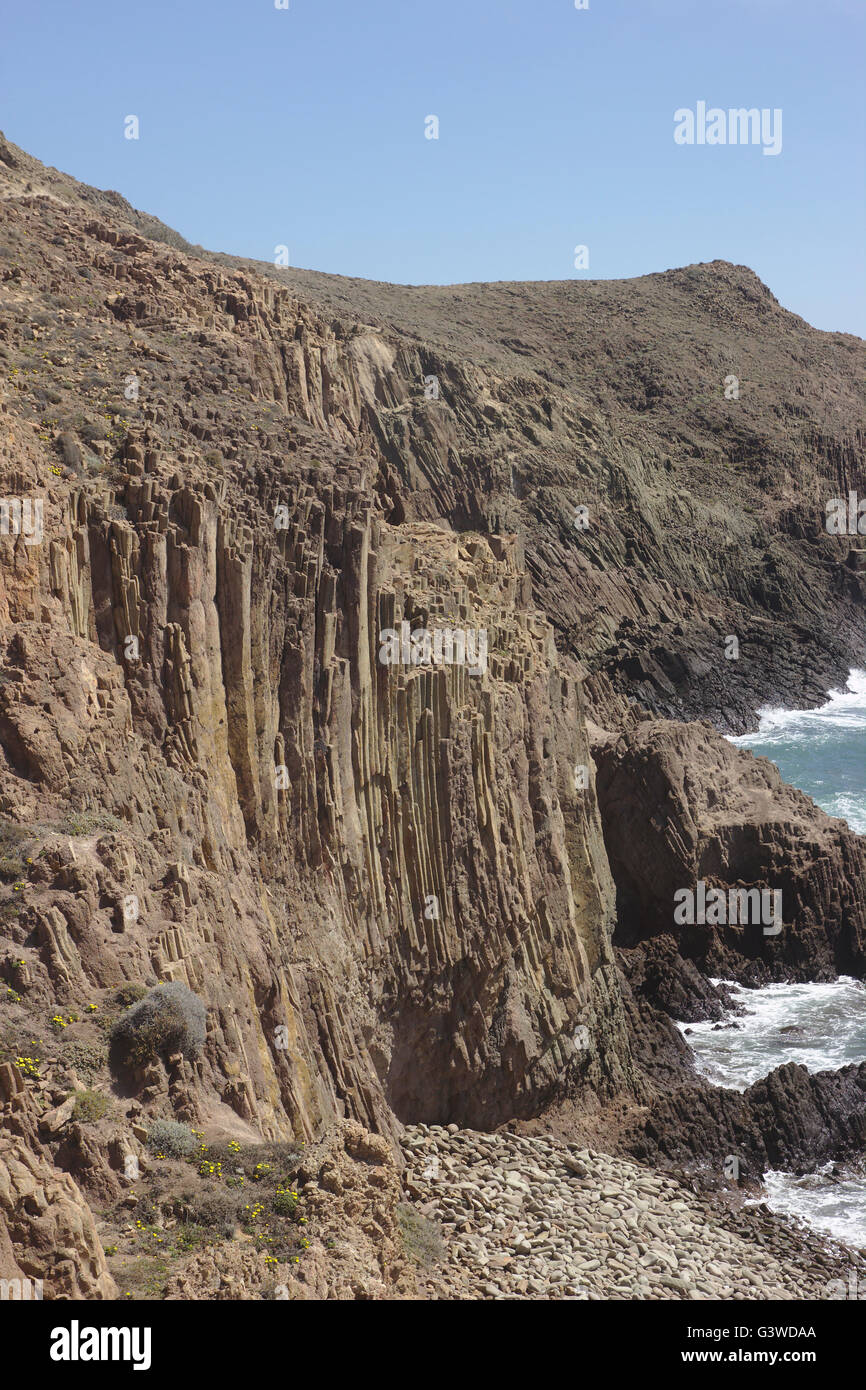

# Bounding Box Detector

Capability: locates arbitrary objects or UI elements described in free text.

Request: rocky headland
[0,132,863,1300]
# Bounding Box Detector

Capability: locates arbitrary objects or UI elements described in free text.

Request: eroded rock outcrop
[624,1061,866,1182]
[0,1101,117,1299]
[0,134,863,1295]
[163,1121,415,1301]
[594,718,866,979]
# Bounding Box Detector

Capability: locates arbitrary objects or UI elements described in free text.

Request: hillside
[0,133,863,1301]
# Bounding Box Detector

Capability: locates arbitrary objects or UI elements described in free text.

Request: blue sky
[3,0,864,334]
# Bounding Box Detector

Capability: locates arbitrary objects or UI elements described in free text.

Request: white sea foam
[731,668,866,746]
[751,1167,866,1251]
[728,668,866,836]
[695,674,866,1247]
[823,792,866,835]
[679,978,866,1090]
[682,978,866,1249]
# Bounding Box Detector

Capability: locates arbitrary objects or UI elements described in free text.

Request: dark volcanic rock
[627,1061,866,1183]
[594,717,866,983]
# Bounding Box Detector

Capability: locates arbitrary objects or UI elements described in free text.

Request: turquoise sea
[731,668,866,834]
[681,672,866,1252]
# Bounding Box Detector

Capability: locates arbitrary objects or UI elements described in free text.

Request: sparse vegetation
[396,1203,445,1267]
[0,818,31,856]
[171,1222,220,1254]
[61,810,124,836]
[114,983,148,1008]
[175,1186,247,1237]
[0,855,28,884]
[72,1088,110,1123]
[111,1255,169,1301]
[109,982,206,1069]
[146,1119,197,1159]
[60,1039,108,1082]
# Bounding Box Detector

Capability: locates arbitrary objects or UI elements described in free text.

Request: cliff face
[0,136,863,1297]
[0,145,635,1155]
[2,133,864,739]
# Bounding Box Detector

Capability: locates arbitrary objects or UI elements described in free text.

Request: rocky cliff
[0,134,863,1299]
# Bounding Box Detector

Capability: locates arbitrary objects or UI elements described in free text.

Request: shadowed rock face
[0,134,863,1295]
[594,718,866,979]
[623,1061,866,1182]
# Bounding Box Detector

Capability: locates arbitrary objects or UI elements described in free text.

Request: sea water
[682,673,866,1249]
[679,979,866,1250]
[730,668,866,833]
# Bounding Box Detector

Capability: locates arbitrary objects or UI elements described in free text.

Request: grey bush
[146,1119,197,1159]
[186,1188,247,1236]
[110,981,206,1069]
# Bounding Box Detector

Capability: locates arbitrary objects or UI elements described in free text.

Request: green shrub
[61,1039,108,1082]
[272,1187,301,1218]
[110,982,206,1069]
[72,1088,110,1123]
[61,810,123,836]
[114,983,148,1008]
[146,1119,197,1159]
